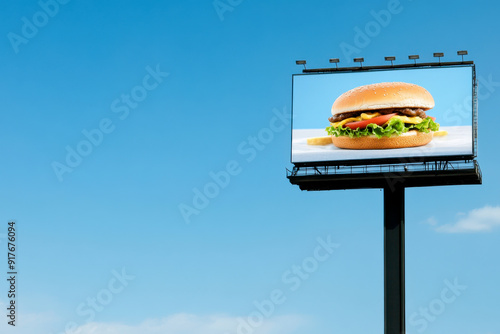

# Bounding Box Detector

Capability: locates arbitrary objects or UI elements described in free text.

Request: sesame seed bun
[331,82,435,115]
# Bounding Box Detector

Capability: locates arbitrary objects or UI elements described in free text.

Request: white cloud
[74,313,307,334]
[0,308,307,334]
[434,205,500,233]
[0,300,60,334]
[425,216,438,226]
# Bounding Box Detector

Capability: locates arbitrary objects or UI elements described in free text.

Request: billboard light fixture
[457,50,468,62]
[295,60,306,69]
[408,55,419,65]
[433,52,444,63]
[385,56,396,66]
[353,57,364,67]
[329,58,340,69]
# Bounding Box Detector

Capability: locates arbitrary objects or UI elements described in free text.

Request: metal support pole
[384,185,405,334]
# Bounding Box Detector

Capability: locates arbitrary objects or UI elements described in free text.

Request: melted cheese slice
[331,112,424,128]
[388,115,423,125]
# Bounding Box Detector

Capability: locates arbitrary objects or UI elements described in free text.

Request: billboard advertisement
[291,65,475,164]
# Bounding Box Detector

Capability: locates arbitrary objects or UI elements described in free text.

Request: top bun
[331,82,435,115]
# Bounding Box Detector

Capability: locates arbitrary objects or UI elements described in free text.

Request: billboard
[291,64,476,165]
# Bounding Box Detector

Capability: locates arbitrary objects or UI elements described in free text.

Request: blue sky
[0,1,499,334]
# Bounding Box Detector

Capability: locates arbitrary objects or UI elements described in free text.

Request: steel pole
[384,185,405,334]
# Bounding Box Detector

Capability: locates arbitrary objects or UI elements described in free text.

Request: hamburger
[325,82,439,149]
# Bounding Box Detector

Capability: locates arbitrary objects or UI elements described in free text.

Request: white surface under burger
[292,126,472,163]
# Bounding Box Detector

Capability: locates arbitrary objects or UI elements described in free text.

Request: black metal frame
[301,60,473,74]
[292,154,475,168]
[287,160,482,190]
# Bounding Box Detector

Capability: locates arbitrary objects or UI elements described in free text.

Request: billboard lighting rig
[457,50,468,62]
[298,52,472,73]
[329,58,340,69]
[384,56,396,66]
[353,57,364,67]
[295,60,306,69]
[408,54,419,65]
[433,52,444,63]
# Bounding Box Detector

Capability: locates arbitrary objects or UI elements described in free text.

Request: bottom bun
[331,131,433,150]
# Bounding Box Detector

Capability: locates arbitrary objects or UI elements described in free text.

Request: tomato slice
[344,113,397,130]
[429,116,436,121]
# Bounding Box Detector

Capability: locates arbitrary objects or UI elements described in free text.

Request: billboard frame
[287,59,481,334]
[290,61,477,167]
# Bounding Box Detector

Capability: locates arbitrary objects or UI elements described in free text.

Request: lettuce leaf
[326,117,440,139]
